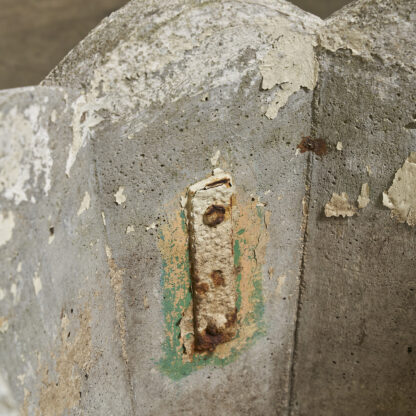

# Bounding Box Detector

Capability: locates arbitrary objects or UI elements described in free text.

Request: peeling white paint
[55,3,320,153]
[16,262,22,273]
[0,211,14,247]
[259,28,318,119]
[126,225,135,234]
[50,109,57,123]
[33,272,42,296]
[114,187,126,205]
[357,183,370,209]
[66,94,103,176]
[325,192,357,218]
[336,141,343,151]
[0,105,52,204]
[77,191,91,216]
[101,211,106,226]
[383,153,416,226]
[210,150,220,166]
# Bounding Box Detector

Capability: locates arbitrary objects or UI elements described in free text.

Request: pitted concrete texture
[0,0,415,415]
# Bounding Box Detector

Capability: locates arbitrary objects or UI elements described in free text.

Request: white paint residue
[336,141,343,151]
[0,317,8,333]
[366,166,372,176]
[0,211,14,247]
[180,195,187,208]
[33,272,42,296]
[210,150,220,166]
[325,192,357,218]
[275,275,287,296]
[259,31,318,119]
[48,234,55,245]
[145,223,156,231]
[10,284,17,304]
[383,153,416,226]
[77,191,91,216]
[126,225,135,234]
[58,5,320,146]
[66,94,103,176]
[16,262,22,273]
[50,109,57,123]
[357,183,370,209]
[17,374,25,385]
[114,187,126,205]
[101,212,106,226]
[0,289,4,301]
[0,106,52,204]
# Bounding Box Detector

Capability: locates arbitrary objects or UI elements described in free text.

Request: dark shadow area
[0,0,129,89]
[290,0,353,18]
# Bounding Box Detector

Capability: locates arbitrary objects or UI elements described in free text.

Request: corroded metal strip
[187,170,237,352]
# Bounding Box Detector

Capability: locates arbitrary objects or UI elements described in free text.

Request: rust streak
[297,136,327,156]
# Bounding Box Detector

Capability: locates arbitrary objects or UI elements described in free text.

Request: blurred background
[0,0,352,90]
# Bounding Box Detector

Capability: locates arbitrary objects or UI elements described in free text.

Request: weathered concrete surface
[0,87,133,415]
[291,1,416,414]
[0,0,415,415]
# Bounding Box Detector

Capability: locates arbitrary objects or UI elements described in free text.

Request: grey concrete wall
[292,1,416,414]
[0,86,133,415]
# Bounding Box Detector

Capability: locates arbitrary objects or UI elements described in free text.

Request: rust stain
[211,270,225,286]
[297,136,327,156]
[203,205,226,226]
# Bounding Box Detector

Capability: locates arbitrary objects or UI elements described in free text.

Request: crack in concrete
[287,55,321,414]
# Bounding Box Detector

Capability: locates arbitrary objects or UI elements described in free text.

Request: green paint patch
[157,201,267,380]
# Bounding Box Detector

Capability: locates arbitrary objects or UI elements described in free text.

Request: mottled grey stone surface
[0,0,415,415]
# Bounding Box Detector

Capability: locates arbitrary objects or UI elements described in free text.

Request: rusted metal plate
[187,170,237,351]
